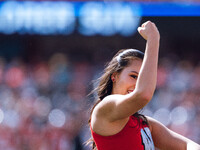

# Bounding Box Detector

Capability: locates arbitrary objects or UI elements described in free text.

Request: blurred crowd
[0,53,92,150]
[0,52,199,150]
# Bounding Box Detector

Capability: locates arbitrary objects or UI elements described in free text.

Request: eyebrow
[131,71,139,74]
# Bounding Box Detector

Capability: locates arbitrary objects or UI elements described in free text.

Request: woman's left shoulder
[145,116,170,134]
[145,116,157,132]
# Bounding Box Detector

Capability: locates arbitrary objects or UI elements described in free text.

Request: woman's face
[112,59,142,95]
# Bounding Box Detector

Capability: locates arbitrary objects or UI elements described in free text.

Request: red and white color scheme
[91,115,155,150]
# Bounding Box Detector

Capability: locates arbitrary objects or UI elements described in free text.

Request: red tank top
[91,116,155,150]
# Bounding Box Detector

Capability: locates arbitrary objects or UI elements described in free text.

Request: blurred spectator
[0,51,199,150]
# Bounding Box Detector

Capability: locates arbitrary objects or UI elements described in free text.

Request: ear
[111,72,118,82]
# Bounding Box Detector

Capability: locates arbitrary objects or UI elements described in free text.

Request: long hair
[87,49,148,149]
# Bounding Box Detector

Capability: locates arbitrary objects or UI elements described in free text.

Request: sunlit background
[0,0,200,149]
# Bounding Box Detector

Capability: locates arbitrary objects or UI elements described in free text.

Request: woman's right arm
[94,21,160,122]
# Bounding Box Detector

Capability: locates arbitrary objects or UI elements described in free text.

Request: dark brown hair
[88,49,148,149]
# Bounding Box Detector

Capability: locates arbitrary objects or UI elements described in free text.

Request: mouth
[127,90,133,94]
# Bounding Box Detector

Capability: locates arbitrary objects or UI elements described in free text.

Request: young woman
[88,21,200,150]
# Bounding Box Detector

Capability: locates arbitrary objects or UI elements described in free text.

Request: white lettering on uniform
[140,127,155,150]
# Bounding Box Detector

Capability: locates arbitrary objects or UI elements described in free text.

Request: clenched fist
[137,21,160,42]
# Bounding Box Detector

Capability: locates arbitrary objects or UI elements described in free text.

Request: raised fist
[137,21,160,41]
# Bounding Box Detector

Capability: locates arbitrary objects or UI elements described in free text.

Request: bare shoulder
[146,116,169,130]
[146,116,200,150]
[146,116,171,136]
[91,95,129,136]
[146,116,159,124]
[93,95,119,112]
[91,92,150,136]
[145,116,157,132]
[92,94,126,121]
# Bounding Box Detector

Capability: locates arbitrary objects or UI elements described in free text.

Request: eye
[130,75,138,79]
